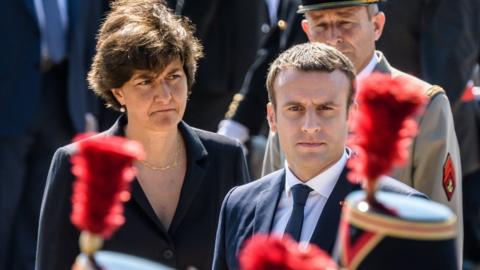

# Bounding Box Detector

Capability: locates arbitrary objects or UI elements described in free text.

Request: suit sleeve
[235,143,251,185]
[35,148,80,270]
[261,131,284,176]
[410,92,463,264]
[212,187,237,270]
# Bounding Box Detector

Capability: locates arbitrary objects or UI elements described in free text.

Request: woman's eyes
[166,73,182,80]
[137,79,152,86]
[135,75,178,86]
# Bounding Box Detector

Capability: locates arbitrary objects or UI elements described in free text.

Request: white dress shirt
[271,150,349,243]
[356,53,379,82]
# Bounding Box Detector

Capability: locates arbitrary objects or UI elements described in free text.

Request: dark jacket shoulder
[192,127,244,154]
[224,170,283,213]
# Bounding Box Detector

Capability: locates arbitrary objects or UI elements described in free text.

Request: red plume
[70,135,145,239]
[239,234,338,270]
[347,73,426,197]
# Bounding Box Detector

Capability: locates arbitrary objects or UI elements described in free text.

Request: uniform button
[163,249,174,259]
[261,23,270,33]
[277,19,287,30]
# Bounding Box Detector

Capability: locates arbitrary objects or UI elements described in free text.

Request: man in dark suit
[212,42,425,270]
[260,1,463,266]
[0,1,108,269]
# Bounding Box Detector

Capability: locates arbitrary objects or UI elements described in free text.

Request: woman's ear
[111,88,125,106]
[347,101,358,130]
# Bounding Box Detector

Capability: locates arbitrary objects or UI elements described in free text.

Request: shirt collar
[356,53,379,81]
[284,149,349,198]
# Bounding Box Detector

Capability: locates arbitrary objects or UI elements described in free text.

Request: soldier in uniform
[260,0,463,266]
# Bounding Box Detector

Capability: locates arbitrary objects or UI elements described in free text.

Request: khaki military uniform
[262,51,463,265]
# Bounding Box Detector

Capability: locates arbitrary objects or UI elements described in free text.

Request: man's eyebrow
[282,101,339,107]
[316,101,339,107]
[283,101,303,107]
[335,9,358,17]
[310,8,358,20]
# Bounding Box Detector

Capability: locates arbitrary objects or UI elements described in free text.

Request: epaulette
[425,85,445,99]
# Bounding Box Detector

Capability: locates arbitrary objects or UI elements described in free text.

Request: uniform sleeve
[35,148,80,270]
[228,48,274,135]
[410,92,463,265]
[261,131,284,176]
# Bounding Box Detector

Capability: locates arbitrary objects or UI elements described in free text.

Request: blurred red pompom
[239,234,338,270]
[347,73,426,188]
[70,135,145,239]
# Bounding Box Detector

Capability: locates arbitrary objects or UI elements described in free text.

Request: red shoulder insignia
[442,154,456,201]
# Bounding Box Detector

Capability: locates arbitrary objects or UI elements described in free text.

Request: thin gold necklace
[140,136,181,171]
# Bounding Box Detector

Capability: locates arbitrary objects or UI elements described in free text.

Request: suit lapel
[253,171,285,234]
[373,51,393,75]
[130,180,170,237]
[310,168,360,253]
[168,122,208,235]
[23,0,38,24]
[104,116,172,238]
[108,118,209,238]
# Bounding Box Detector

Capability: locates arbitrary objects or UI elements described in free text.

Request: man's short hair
[366,3,379,19]
[266,42,356,109]
[88,0,203,111]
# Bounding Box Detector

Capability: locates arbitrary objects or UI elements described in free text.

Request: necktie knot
[290,184,312,206]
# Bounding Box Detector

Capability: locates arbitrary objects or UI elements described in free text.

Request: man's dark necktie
[43,0,66,63]
[284,184,312,242]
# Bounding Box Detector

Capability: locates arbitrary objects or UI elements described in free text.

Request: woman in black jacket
[35,1,249,269]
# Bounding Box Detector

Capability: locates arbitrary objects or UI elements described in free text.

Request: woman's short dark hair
[88,0,203,110]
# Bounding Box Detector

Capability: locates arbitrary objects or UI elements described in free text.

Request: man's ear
[267,102,277,133]
[372,11,385,41]
[111,88,125,106]
[347,101,358,128]
[301,19,314,42]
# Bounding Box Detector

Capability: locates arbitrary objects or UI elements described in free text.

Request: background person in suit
[261,1,463,265]
[164,0,262,132]
[217,0,307,144]
[212,43,425,270]
[217,0,308,177]
[35,1,249,269]
[0,0,109,269]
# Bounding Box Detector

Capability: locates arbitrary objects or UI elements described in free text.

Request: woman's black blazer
[35,116,250,270]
